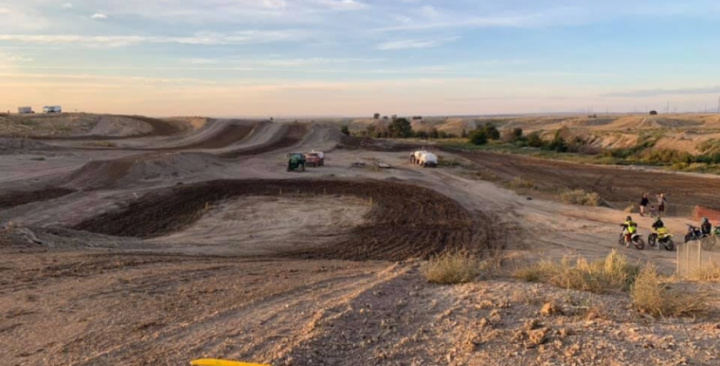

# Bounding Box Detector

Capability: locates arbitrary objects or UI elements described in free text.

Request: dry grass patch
[631,264,707,317]
[514,250,639,294]
[508,176,535,190]
[559,189,601,206]
[690,263,720,282]
[422,250,494,285]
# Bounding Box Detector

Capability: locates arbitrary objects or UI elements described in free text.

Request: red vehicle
[305,152,324,167]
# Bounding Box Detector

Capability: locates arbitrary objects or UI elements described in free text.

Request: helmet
[703,217,709,222]
[626,216,632,221]
[655,217,662,222]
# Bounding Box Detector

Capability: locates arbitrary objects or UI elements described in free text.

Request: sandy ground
[1,115,719,365]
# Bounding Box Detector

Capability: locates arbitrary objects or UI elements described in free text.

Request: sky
[0,0,719,117]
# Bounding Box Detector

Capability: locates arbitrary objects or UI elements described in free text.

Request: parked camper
[43,106,62,113]
[17,106,34,114]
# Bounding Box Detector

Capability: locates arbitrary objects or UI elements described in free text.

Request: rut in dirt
[74,179,491,261]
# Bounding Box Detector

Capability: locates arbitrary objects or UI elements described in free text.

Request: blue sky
[0,0,719,116]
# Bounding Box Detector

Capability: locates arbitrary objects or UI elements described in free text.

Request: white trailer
[410,150,438,168]
[43,105,62,113]
[18,106,34,114]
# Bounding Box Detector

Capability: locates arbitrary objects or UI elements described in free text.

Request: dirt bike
[648,227,675,251]
[684,224,717,250]
[684,224,705,243]
[618,226,645,250]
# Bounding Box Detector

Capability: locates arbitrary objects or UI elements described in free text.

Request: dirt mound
[73,179,483,261]
[0,188,75,209]
[158,120,259,150]
[0,114,189,140]
[220,123,309,158]
[0,138,54,154]
[88,116,154,137]
[63,153,222,189]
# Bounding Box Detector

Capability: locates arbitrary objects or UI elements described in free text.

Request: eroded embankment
[73,179,489,261]
[0,188,76,209]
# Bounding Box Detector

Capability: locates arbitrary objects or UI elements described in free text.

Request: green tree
[461,129,468,138]
[340,125,350,135]
[469,129,488,145]
[388,117,413,138]
[527,132,544,148]
[428,127,439,139]
[548,130,568,152]
[483,122,500,140]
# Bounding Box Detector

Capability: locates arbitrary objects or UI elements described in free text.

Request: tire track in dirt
[73,179,484,261]
[219,123,309,158]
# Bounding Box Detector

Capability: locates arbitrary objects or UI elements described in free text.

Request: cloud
[0,30,308,47]
[0,53,34,62]
[62,3,73,9]
[0,7,9,14]
[378,37,457,50]
[91,13,108,20]
[312,0,367,11]
[181,58,219,65]
[604,86,720,98]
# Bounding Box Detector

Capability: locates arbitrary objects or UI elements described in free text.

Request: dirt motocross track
[2,115,720,366]
[74,179,481,261]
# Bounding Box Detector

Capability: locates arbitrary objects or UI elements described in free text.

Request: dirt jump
[74,179,484,261]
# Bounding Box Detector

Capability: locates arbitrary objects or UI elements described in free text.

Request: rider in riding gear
[621,216,638,247]
[652,217,665,231]
[701,217,712,236]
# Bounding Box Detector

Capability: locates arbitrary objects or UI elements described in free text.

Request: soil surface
[450,148,720,214]
[1,116,719,366]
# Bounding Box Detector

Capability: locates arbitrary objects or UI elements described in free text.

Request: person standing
[657,193,667,216]
[639,193,649,216]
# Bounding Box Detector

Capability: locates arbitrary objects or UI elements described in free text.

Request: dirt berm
[74,179,489,261]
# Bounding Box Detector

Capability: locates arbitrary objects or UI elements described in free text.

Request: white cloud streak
[90,13,108,20]
[378,37,457,50]
[0,30,308,47]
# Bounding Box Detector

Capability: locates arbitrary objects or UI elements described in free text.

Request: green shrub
[468,129,488,146]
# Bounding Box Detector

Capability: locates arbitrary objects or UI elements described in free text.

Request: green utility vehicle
[286,152,306,172]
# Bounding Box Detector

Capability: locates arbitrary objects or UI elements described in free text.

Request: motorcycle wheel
[684,234,693,243]
[700,236,716,251]
[664,239,675,251]
[634,238,645,250]
[647,234,657,247]
[618,233,626,247]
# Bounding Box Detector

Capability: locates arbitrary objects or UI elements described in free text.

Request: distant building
[43,106,62,113]
[18,106,34,114]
